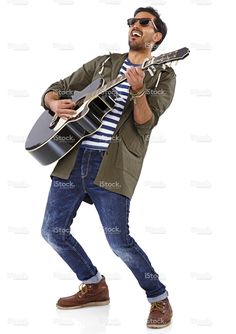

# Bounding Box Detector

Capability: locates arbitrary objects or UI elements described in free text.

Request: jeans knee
[107,234,134,251]
[111,245,136,266]
[41,227,57,246]
[107,235,137,264]
[41,225,69,249]
[108,241,131,256]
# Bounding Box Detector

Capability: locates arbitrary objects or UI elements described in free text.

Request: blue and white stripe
[81,58,138,150]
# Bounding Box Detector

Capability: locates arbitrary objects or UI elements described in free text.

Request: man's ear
[153,32,162,44]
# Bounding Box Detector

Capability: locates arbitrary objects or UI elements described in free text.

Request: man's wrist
[130,84,145,94]
[130,85,146,103]
[44,91,59,109]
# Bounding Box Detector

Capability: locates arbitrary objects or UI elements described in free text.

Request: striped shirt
[80,58,139,150]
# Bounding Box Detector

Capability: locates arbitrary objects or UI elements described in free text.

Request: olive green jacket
[41,52,176,204]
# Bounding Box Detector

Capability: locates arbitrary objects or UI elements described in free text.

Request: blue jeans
[41,147,168,302]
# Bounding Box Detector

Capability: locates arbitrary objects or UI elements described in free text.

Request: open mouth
[131,29,142,38]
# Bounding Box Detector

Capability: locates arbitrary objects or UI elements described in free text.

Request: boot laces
[151,301,166,313]
[77,283,88,297]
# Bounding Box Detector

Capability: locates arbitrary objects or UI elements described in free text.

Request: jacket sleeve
[41,55,106,108]
[134,66,176,136]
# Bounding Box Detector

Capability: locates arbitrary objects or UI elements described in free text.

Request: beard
[128,37,150,51]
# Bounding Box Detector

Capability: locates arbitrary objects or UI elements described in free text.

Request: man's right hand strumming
[45,91,76,120]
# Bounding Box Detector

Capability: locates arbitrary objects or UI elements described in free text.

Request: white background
[1,0,235,333]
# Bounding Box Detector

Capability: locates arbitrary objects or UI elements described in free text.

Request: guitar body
[25,79,117,165]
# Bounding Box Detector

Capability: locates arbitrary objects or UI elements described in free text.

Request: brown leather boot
[56,276,110,309]
[147,298,173,328]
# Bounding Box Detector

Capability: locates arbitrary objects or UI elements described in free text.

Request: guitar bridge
[49,114,60,129]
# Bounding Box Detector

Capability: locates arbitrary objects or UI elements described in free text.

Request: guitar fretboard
[84,74,127,102]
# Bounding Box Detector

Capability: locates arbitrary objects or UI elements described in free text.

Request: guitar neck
[98,74,126,94]
[83,74,127,103]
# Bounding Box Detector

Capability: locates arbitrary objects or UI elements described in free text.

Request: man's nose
[132,22,141,30]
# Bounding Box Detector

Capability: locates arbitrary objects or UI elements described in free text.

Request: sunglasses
[127,18,158,31]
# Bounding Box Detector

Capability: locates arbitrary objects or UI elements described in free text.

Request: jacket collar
[109,52,160,82]
[109,52,128,80]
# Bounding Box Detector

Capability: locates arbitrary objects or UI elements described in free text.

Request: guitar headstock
[141,47,190,69]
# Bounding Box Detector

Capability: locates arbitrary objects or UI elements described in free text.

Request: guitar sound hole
[75,97,85,110]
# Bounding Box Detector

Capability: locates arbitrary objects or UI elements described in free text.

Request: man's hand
[49,99,77,120]
[125,67,145,93]
[44,91,76,120]
[125,67,153,125]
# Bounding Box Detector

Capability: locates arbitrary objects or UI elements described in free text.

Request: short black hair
[134,6,167,51]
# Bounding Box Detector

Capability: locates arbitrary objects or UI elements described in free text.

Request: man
[41,6,176,329]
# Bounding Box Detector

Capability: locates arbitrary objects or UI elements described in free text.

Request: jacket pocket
[115,139,143,179]
[115,123,146,179]
[119,119,147,157]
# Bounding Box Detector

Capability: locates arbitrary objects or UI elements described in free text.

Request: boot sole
[56,299,110,310]
[147,321,171,329]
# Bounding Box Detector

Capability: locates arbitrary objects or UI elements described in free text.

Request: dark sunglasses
[127,18,158,31]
